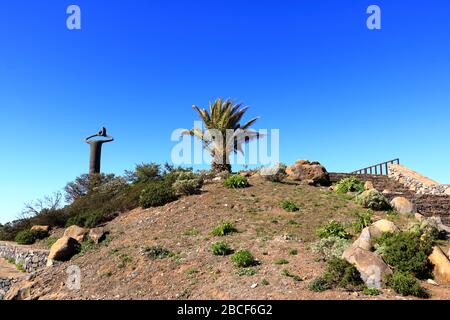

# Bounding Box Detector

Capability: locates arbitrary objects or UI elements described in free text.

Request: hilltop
[3,173,450,300]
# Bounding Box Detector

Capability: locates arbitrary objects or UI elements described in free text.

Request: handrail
[351,158,400,175]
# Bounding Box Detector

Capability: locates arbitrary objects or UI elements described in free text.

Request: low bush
[280,200,299,212]
[224,175,249,189]
[355,189,391,211]
[335,177,365,194]
[231,250,257,268]
[316,221,350,239]
[311,235,351,261]
[309,277,332,292]
[352,210,373,233]
[372,231,433,279]
[15,229,48,245]
[274,258,289,265]
[211,221,237,236]
[142,246,173,259]
[386,271,429,298]
[362,287,381,296]
[211,241,232,256]
[172,172,203,196]
[139,181,177,208]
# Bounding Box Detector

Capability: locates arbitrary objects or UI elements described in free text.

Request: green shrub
[289,249,298,256]
[386,271,429,298]
[172,172,203,196]
[373,231,433,279]
[362,287,381,296]
[352,211,373,233]
[335,177,365,194]
[142,246,173,259]
[308,277,332,292]
[311,235,351,261]
[419,217,446,241]
[355,189,391,211]
[125,162,162,183]
[65,208,116,228]
[211,221,237,236]
[280,200,299,212]
[211,241,232,256]
[274,258,289,265]
[281,269,302,282]
[231,250,257,268]
[224,175,249,189]
[236,267,258,276]
[316,221,350,239]
[139,181,177,208]
[15,229,48,245]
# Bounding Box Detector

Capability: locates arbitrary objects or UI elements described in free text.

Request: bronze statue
[85,127,114,174]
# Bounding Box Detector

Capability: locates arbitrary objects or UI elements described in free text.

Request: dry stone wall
[0,242,49,273]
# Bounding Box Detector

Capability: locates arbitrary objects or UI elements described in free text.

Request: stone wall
[388,164,450,196]
[0,242,49,273]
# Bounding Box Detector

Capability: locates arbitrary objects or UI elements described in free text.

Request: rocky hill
[3,173,450,300]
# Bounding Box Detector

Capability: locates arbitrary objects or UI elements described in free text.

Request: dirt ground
[10,176,450,300]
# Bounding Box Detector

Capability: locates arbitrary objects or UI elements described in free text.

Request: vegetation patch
[142,246,173,259]
[211,241,232,256]
[15,229,48,245]
[211,221,237,236]
[335,177,365,194]
[280,200,300,212]
[140,181,177,208]
[172,172,203,196]
[386,271,429,298]
[281,269,302,282]
[311,236,351,261]
[316,220,350,239]
[231,250,257,268]
[274,258,289,265]
[351,210,373,233]
[236,267,258,276]
[362,287,381,296]
[355,189,391,211]
[224,175,249,189]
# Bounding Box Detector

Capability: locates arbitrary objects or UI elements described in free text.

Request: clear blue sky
[1,0,449,223]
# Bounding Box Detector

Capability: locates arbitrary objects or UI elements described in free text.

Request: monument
[85,127,114,174]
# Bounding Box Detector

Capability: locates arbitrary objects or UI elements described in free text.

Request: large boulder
[428,246,450,284]
[88,228,107,244]
[352,227,372,251]
[64,225,88,243]
[364,181,374,191]
[47,236,80,266]
[342,246,392,289]
[390,197,416,215]
[369,219,399,238]
[286,160,330,186]
[31,225,50,232]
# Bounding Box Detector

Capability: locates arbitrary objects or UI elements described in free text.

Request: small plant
[142,246,173,259]
[386,271,429,298]
[183,228,200,236]
[118,253,133,268]
[352,211,373,233]
[287,220,301,227]
[236,267,258,276]
[281,269,302,282]
[274,258,289,265]
[231,250,257,268]
[372,231,433,279]
[261,278,270,286]
[309,277,332,292]
[211,221,237,236]
[280,200,300,212]
[316,221,350,239]
[224,175,249,189]
[289,248,298,256]
[335,177,364,194]
[362,287,381,296]
[139,181,177,208]
[355,189,391,211]
[211,241,232,256]
[311,235,351,261]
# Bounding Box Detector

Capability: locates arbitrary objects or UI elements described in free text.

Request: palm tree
[184,98,260,173]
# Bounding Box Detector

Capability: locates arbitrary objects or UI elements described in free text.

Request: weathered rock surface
[64,225,87,243]
[364,181,374,191]
[342,246,392,289]
[428,246,450,284]
[47,237,80,266]
[31,225,50,232]
[369,219,399,238]
[286,160,330,186]
[390,197,416,215]
[88,228,107,244]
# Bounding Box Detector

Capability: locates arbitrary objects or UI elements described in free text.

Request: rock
[369,219,399,238]
[352,227,372,251]
[64,225,88,243]
[4,281,34,300]
[427,279,438,286]
[47,236,80,266]
[382,189,391,194]
[88,228,107,244]
[342,247,392,289]
[239,171,251,177]
[364,181,374,191]
[444,188,450,196]
[390,197,416,215]
[415,213,424,221]
[428,246,450,284]
[286,160,330,186]
[250,283,258,289]
[31,225,50,232]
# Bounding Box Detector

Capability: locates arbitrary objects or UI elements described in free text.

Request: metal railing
[351,158,400,175]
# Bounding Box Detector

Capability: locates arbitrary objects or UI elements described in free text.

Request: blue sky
[1,0,449,223]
